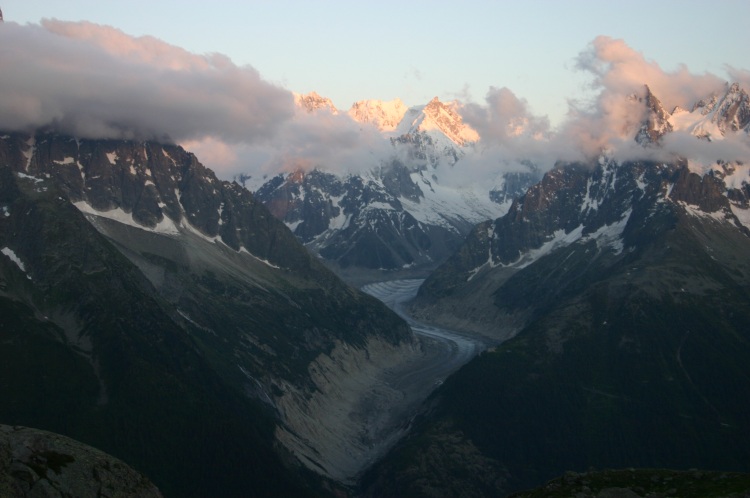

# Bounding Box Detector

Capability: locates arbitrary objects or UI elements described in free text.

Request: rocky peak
[293,91,338,114]
[635,85,673,145]
[0,132,310,270]
[399,97,479,147]
[710,82,750,133]
[692,93,719,115]
[348,98,408,131]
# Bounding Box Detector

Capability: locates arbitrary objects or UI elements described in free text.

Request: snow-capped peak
[631,82,750,143]
[293,91,339,114]
[348,98,408,131]
[395,97,479,146]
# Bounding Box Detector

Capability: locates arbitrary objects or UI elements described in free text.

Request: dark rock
[0,424,162,498]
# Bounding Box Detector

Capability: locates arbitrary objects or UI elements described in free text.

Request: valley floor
[276,279,489,484]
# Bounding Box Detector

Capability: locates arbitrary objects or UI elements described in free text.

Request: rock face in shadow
[0,131,413,496]
[0,424,162,497]
[363,157,750,496]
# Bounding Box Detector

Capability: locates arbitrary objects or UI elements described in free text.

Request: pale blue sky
[3,0,748,127]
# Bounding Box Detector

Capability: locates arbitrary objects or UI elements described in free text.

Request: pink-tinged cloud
[452,36,749,182]
[555,35,745,163]
[0,20,294,143]
[575,36,726,112]
[461,87,550,144]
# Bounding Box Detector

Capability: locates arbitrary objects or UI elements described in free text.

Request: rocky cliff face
[414,156,750,333]
[255,163,475,275]
[0,131,414,495]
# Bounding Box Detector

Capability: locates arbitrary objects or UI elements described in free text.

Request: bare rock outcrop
[0,424,162,497]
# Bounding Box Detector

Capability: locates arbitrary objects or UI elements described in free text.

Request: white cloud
[0,20,294,144]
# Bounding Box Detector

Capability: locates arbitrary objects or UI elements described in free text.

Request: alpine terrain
[0,131,426,496]
[252,94,540,281]
[361,83,750,496]
[3,16,750,495]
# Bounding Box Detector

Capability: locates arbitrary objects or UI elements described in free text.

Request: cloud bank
[0,20,294,144]
[455,35,750,183]
[0,20,395,178]
[1,22,748,184]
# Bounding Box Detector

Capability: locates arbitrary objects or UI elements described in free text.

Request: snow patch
[15,172,43,183]
[1,247,31,279]
[53,156,75,165]
[285,220,303,232]
[515,225,586,269]
[239,246,281,269]
[400,181,504,232]
[327,195,351,230]
[586,209,631,254]
[580,178,600,213]
[730,204,750,229]
[162,149,176,164]
[22,137,35,171]
[721,163,750,190]
[678,201,729,223]
[74,201,180,235]
[635,171,647,192]
[106,152,118,165]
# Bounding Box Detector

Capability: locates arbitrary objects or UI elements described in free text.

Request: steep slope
[0,161,312,497]
[363,155,750,496]
[0,132,414,495]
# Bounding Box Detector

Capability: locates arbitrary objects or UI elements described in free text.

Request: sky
[1,1,749,181]
[4,0,749,126]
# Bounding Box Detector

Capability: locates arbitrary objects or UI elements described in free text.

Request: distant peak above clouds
[293,91,339,114]
[636,82,750,146]
[414,97,480,146]
[294,92,479,148]
[347,98,408,132]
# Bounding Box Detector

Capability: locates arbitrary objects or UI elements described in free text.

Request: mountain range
[252,83,750,283]
[252,93,539,280]
[359,83,750,496]
[0,131,416,495]
[1,78,750,498]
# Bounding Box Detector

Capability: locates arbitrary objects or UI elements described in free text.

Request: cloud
[0,20,294,144]
[2,23,747,184]
[574,36,725,112]
[243,108,394,177]
[0,20,397,178]
[554,36,745,165]
[462,87,550,145]
[448,36,750,185]
[442,87,561,187]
